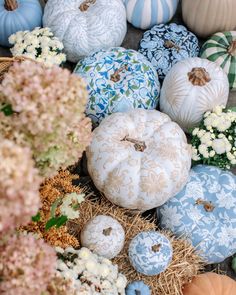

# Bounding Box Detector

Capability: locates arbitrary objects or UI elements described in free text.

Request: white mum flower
[212,138,231,154]
[197,129,206,138]
[198,144,208,155]
[60,192,85,219]
[200,132,212,144]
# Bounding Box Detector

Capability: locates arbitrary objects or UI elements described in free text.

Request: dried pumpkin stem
[79,0,96,12]
[4,0,18,10]
[103,227,112,236]
[195,198,215,212]
[228,40,236,56]
[152,243,161,253]
[188,67,211,86]
[110,64,128,82]
[123,136,147,152]
[164,40,181,52]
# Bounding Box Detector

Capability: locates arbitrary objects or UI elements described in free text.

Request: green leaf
[1,104,14,116]
[45,217,58,230]
[31,212,41,222]
[228,107,236,112]
[45,215,68,230]
[55,215,68,228]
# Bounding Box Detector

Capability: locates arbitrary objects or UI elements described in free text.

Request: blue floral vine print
[139,23,200,80]
[157,165,236,264]
[74,47,160,124]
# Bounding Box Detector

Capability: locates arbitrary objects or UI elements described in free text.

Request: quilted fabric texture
[157,165,236,264]
[139,23,199,79]
[74,47,160,124]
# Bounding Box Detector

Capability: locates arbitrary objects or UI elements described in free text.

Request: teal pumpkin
[126,281,151,295]
[0,0,43,47]
[201,31,236,90]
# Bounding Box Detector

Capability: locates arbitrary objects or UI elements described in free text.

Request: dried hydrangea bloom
[0,139,41,233]
[0,233,57,295]
[0,60,92,177]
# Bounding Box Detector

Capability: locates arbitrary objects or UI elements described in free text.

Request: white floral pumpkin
[87,109,191,211]
[43,0,127,62]
[160,57,229,131]
[80,215,125,259]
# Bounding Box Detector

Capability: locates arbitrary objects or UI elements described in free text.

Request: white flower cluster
[9,27,66,67]
[56,247,127,295]
[191,105,236,169]
[60,193,85,220]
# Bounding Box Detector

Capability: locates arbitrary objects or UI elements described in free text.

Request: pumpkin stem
[164,40,181,52]
[122,136,147,152]
[110,64,128,82]
[228,40,236,56]
[188,67,211,86]
[152,243,161,253]
[103,227,112,236]
[4,0,18,10]
[135,291,141,295]
[79,0,96,12]
[195,198,215,212]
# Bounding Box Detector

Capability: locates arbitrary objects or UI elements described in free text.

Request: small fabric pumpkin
[201,31,236,90]
[139,23,200,80]
[157,165,236,264]
[123,0,179,30]
[43,0,127,62]
[126,281,151,295]
[128,231,173,276]
[0,0,43,47]
[183,273,236,295]
[74,47,160,124]
[160,57,229,131]
[87,109,191,211]
[80,215,125,259]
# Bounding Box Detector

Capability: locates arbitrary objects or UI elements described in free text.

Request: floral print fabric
[157,165,236,264]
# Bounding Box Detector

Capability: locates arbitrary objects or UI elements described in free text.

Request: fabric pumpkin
[128,231,173,276]
[43,0,127,62]
[123,0,179,30]
[0,0,43,47]
[201,31,236,90]
[160,57,229,131]
[182,0,236,38]
[183,273,236,295]
[139,23,200,80]
[157,165,236,264]
[74,47,160,124]
[86,109,191,211]
[80,215,125,259]
[126,281,151,295]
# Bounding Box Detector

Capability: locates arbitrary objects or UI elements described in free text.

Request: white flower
[60,192,85,219]
[227,152,235,161]
[116,275,127,290]
[213,105,223,115]
[99,264,110,277]
[198,144,208,155]
[200,132,212,144]
[79,248,92,260]
[192,128,199,136]
[212,138,228,154]
[197,129,206,138]
[209,150,216,157]
[8,33,16,44]
[191,147,201,161]
[231,159,236,165]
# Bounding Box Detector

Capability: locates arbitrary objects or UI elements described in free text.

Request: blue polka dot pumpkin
[74,47,160,124]
[139,23,200,80]
[128,231,173,276]
[157,165,236,264]
[126,281,151,295]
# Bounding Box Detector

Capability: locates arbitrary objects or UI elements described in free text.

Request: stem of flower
[4,0,18,11]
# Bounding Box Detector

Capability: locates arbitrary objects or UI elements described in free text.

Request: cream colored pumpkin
[160,57,229,131]
[182,0,236,38]
[87,109,191,211]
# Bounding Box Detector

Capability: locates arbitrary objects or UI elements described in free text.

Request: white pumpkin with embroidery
[87,109,191,211]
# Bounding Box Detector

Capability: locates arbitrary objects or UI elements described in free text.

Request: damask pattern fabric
[157,165,236,264]
[74,47,160,124]
[139,23,199,79]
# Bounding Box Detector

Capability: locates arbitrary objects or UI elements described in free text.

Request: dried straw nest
[24,170,205,295]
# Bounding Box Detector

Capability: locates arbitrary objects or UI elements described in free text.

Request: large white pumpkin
[160,57,229,131]
[87,109,191,211]
[43,0,127,62]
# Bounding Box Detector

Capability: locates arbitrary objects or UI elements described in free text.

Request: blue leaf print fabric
[139,23,199,79]
[157,165,236,264]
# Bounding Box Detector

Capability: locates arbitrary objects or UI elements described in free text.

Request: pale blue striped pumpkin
[123,0,179,30]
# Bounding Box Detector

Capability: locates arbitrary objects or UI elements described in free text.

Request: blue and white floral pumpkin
[123,0,179,30]
[157,165,236,264]
[126,281,151,295]
[128,231,173,276]
[139,23,200,80]
[74,47,160,124]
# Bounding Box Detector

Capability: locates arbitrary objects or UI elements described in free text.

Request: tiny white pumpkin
[43,0,127,62]
[160,57,229,131]
[80,215,125,259]
[87,109,191,211]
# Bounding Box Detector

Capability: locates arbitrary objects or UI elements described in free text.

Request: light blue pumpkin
[74,47,160,125]
[123,0,179,30]
[0,0,43,47]
[157,165,236,264]
[139,23,200,80]
[126,281,151,295]
[128,231,173,276]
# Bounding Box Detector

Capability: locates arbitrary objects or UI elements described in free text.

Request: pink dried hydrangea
[0,139,41,233]
[0,233,57,295]
[0,60,92,177]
